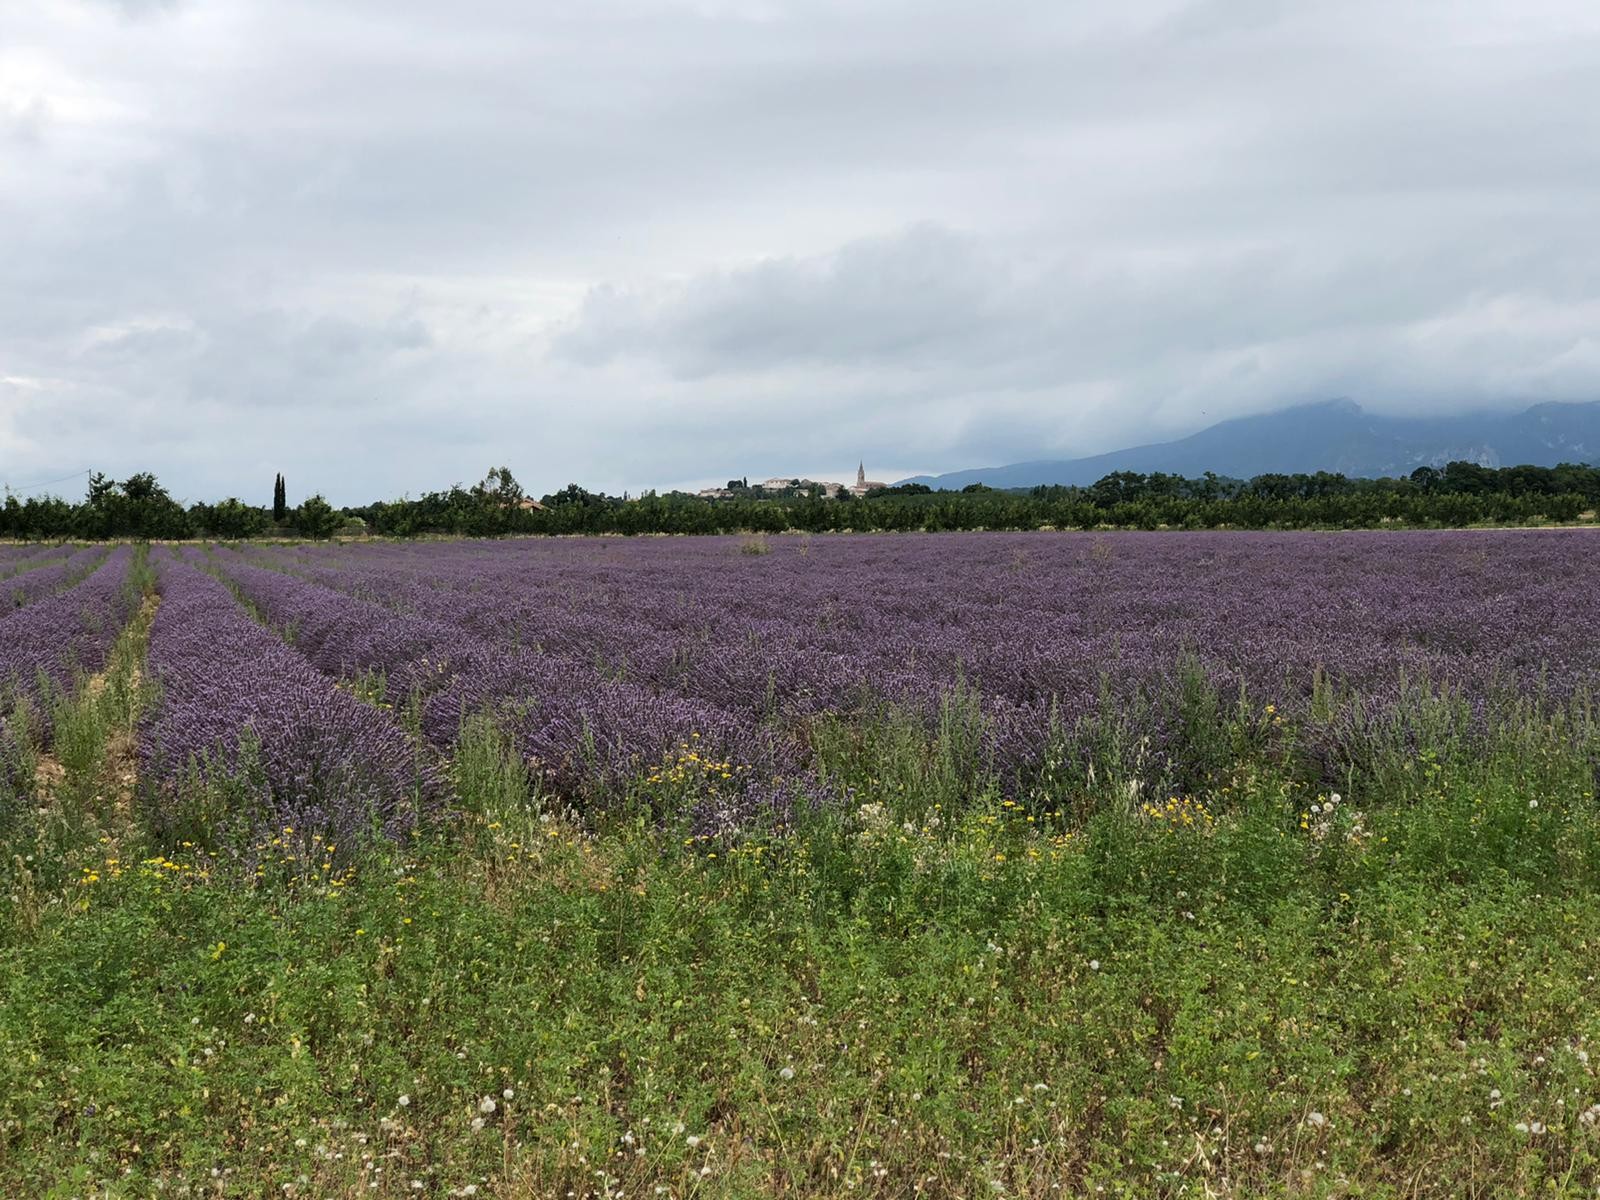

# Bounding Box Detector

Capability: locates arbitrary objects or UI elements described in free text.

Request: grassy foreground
[4,648,1600,1196]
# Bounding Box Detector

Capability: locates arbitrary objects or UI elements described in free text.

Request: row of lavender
[233,532,1600,779]
[1,543,69,583]
[0,547,129,709]
[0,548,135,790]
[4,546,107,612]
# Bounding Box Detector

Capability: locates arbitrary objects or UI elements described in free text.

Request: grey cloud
[1,95,51,144]
[86,0,182,16]
[556,220,1600,416]
[557,226,1008,376]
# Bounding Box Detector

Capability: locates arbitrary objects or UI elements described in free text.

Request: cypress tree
[273,474,286,522]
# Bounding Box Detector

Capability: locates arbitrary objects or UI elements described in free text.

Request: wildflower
[479,1096,497,1115]
[503,1088,514,1101]
[1305,1111,1327,1129]
[686,1135,702,1148]
[1088,960,1100,971]
[779,1066,795,1081]
[398,1095,411,1108]
[470,1117,485,1132]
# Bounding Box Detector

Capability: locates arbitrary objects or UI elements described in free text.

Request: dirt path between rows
[31,592,157,821]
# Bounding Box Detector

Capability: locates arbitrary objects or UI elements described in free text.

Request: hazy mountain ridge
[899,400,1600,489]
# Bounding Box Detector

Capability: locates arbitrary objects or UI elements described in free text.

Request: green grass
[3,626,1600,1195]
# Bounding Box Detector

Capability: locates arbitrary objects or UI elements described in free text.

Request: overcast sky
[3,0,1599,504]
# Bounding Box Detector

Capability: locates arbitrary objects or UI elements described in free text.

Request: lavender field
[146,531,1600,836]
[5,532,1600,1198]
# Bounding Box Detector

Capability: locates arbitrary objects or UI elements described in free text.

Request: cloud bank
[3,0,1599,502]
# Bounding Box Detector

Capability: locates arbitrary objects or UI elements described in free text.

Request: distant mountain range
[899,400,1600,490]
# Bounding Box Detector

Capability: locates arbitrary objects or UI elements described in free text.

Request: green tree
[195,498,270,539]
[295,494,341,540]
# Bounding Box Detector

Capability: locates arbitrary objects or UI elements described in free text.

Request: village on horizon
[696,462,890,501]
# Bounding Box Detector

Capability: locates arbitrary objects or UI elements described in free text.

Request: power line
[2,468,91,495]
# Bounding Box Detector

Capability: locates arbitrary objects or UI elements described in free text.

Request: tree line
[2,461,1597,541]
[1,473,343,541]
